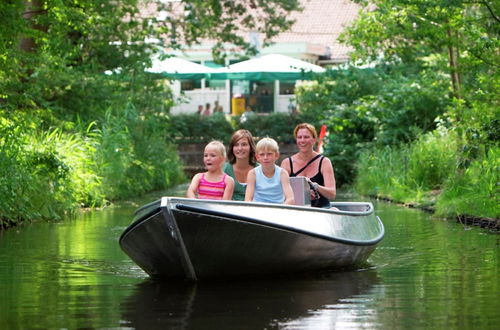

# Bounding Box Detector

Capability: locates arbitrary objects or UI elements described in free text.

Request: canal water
[0,186,498,329]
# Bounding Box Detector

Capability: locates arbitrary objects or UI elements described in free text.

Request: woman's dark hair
[227,129,257,166]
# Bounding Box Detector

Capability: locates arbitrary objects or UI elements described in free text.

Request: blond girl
[187,141,235,200]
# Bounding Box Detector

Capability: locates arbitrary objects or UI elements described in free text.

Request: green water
[0,187,498,329]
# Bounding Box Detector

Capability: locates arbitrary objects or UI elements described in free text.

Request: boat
[119,196,384,280]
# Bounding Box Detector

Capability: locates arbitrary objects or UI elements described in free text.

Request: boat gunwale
[166,197,375,216]
[121,197,384,247]
[174,203,385,247]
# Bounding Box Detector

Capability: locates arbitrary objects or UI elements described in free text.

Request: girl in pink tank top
[197,173,228,199]
[186,141,235,200]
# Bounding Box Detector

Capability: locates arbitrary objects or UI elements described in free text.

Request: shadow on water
[120,269,379,329]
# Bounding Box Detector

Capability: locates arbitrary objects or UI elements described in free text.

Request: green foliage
[343,0,499,100]
[336,0,499,220]
[237,112,315,143]
[168,113,236,143]
[297,64,451,185]
[296,68,385,121]
[406,129,458,190]
[94,105,185,200]
[354,128,500,219]
[0,108,185,228]
[436,147,500,219]
[354,129,458,202]
[354,145,413,202]
[167,112,315,144]
[0,112,82,226]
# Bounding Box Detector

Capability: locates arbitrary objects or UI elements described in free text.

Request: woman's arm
[222,176,235,200]
[281,170,295,205]
[186,174,201,198]
[244,169,256,202]
[279,156,292,175]
[317,158,336,200]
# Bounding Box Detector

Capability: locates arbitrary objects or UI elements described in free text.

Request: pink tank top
[197,173,227,200]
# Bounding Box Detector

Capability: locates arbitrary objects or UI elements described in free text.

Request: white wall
[170,81,296,114]
[276,95,296,113]
[170,90,229,115]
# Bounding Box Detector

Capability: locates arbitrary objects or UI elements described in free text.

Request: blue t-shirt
[253,165,284,204]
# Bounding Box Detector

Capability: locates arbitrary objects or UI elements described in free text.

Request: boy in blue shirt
[245,137,295,205]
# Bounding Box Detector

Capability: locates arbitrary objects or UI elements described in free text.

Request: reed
[355,130,456,204]
[436,147,499,219]
[355,129,498,219]
[0,107,185,228]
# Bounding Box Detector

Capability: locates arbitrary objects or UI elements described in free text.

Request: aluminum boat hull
[119,197,384,280]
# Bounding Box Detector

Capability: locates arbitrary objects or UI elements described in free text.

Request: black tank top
[288,155,330,208]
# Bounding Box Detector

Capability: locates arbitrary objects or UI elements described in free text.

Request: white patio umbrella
[147,56,217,80]
[209,54,326,81]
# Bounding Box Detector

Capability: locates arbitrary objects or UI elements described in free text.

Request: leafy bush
[436,146,500,219]
[167,112,316,144]
[354,145,413,202]
[168,113,235,143]
[237,112,315,143]
[92,105,186,200]
[297,64,450,185]
[407,129,458,190]
[0,112,83,226]
[0,108,185,228]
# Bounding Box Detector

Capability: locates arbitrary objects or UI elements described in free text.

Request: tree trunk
[20,0,45,52]
[446,28,461,100]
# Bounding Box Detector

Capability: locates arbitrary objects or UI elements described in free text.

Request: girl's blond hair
[205,140,227,159]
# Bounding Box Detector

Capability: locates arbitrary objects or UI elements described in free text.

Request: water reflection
[1,189,498,329]
[121,270,379,329]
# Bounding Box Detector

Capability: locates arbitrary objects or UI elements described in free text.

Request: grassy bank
[0,108,186,229]
[354,129,499,220]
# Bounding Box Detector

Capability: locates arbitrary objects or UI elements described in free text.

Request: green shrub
[168,113,235,143]
[93,105,185,200]
[355,129,459,206]
[436,146,500,219]
[0,113,83,226]
[0,107,185,228]
[354,145,412,201]
[168,112,316,144]
[237,112,314,143]
[297,64,450,186]
[407,129,458,190]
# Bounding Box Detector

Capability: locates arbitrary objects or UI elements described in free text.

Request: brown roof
[140,0,361,63]
[270,0,361,61]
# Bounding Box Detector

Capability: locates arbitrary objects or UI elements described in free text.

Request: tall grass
[354,145,414,202]
[355,129,458,206]
[436,147,499,219]
[0,108,185,228]
[0,114,83,225]
[356,128,499,218]
[94,104,185,200]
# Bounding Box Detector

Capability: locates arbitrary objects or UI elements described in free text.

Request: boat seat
[289,177,311,206]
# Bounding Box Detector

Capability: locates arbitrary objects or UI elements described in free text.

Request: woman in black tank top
[280,123,336,207]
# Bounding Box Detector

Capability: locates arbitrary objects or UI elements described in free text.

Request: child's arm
[244,169,256,202]
[280,170,295,205]
[222,176,235,200]
[186,173,201,198]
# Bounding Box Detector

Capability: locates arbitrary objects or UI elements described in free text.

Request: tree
[340,0,499,100]
[0,0,302,117]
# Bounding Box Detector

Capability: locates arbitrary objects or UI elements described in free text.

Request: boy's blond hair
[256,137,279,153]
[205,140,227,159]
